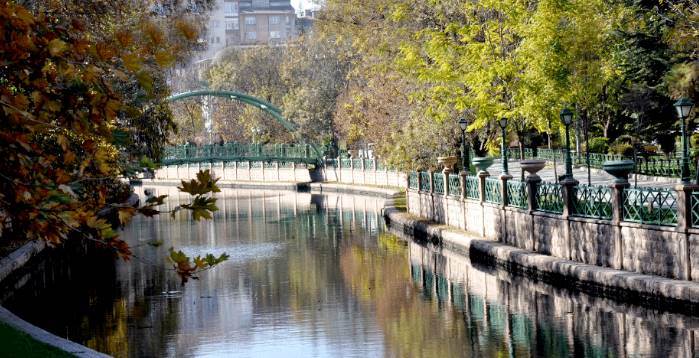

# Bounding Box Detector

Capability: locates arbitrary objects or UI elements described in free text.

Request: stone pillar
[525,174,542,252]
[478,170,489,238]
[459,171,467,200]
[500,174,512,208]
[610,181,630,270]
[478,171,489,204]
[427,170,435,218]
[525,174,541,213]
[560,178,579,219]
[275,161,280,181]
[676,184,698,281]
[560,177,579,261]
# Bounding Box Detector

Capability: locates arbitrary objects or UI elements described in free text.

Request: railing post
[459,171,467,200]
[443,171,450,198]
[610,181,630,270]
[500,174,512,208]
[478,170,489,205]
[525,174,542,213]
[560,178,579,219]
[427,170,434,194]
[676,184,698,281]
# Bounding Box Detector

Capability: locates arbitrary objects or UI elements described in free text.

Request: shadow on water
[1,187,698,357]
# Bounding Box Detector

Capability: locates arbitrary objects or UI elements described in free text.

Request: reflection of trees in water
[405,243,696,358]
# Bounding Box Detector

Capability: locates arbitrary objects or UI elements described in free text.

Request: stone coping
[142,179,311,190]
[0,306,109,357]
[0,241,110,357]
[310,182,402,198]
[0,239,45,284]
[383,207,699,306]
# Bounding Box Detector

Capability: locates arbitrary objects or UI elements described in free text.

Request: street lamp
[675,98,695,183]
[560,108,574,180]
[458,117,469,173]
[499,117,509,176]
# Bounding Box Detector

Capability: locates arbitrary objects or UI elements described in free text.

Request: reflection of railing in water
[407,241,699,357]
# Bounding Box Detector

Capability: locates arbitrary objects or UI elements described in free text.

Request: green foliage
[608,142,634,157]
[588,137,609,154]
[168,247,229,285]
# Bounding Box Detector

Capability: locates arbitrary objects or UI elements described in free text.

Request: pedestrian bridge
[160,143,323,166]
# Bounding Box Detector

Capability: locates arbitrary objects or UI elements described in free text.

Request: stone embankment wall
[155,161,312,182]
[407,171,699,283]
[319,159,406,187]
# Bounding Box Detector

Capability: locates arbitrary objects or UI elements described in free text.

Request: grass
[0,322,74,357]
[392,195,407,211]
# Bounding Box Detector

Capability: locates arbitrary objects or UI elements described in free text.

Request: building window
[269,31,281,39]
[245,31,257,41]
[245,16,256,25]
[269,16,280,25]
[226,19,239,30]
[223,2,238,15]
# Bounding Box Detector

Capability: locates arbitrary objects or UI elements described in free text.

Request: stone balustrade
[407,169,699,282]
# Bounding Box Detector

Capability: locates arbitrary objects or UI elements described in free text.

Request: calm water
[2,188,699,357]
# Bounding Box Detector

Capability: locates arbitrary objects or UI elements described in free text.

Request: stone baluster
[676,183,698,281]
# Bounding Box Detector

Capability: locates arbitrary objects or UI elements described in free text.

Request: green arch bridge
[163,89,324,165]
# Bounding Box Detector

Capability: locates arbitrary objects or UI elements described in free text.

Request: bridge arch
[165,88,323,160]
[166,89,298,132]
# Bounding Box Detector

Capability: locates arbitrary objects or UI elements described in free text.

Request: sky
[291,0,320,13]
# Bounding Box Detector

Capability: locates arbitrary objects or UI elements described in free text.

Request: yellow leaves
[48,38,68,57]
[117,207,136,226]
[121,53,142,72]
[154,50,175,68]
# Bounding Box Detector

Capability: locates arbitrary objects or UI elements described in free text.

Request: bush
[608,143,634,157]
[587,137,609,153]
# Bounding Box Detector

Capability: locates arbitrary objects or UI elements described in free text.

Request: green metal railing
[572,185,613,220]
[509,147,696,179]
[162,143,320,165]
[506,180,528,209]
[536,182,564,214]
[409,172,419,190]
[465,176,480,200]
[433,173,445,195]
[623,187,678,226]
[484,178,502,204]
[419,172,431,192]
[691,191,699,228]
[448,174,461,197]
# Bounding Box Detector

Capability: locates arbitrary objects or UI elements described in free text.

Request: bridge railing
[161,143,319,165]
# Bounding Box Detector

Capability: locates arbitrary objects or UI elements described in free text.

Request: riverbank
[382,205,699,310]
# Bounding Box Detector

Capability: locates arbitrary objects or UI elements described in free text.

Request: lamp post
[458,117,469,173]
[560,108,574,181]
[675,98,695,183]
[499,117,509,176]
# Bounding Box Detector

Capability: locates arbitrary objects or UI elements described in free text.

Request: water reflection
[1,188,698,357]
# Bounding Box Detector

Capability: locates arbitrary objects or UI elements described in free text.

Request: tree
[0,0,225,283]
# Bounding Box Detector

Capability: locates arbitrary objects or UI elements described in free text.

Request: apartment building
[201,0,297,59]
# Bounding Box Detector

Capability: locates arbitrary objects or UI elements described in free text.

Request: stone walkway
[488,159,678,188]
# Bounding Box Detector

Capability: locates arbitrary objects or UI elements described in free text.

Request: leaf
[118,207,136,225]
[146,194,167,205]
[48,39,68,56]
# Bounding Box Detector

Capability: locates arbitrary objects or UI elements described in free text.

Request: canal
[1,188,697,357]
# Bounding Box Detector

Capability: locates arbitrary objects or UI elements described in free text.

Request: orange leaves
[174,19,199,41]
[95,42,116,61]
[115,31,133,47]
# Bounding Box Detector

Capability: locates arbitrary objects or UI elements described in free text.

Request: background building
[201,0,297,60]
